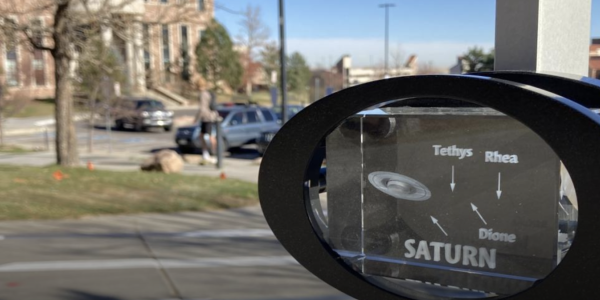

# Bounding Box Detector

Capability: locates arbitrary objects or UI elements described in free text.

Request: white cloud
[287,38,494,69]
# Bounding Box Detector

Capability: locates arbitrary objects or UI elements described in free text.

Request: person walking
[194,77,218,164]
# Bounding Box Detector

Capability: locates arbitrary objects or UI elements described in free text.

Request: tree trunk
[0,86,4,147]
[54,55,78,166]
[0,111,4,147]
[52,1,78,166]
[245,53,252,96]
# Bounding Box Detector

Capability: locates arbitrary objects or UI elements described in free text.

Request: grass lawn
[0,165,258,220]
[12,99,56,118]
[0,145,30,154]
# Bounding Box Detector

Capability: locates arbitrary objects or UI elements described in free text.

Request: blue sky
[216,0,600,69]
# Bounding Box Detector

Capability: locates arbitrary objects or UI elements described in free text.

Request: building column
[495,0,592,76]
[101,23,113,47]
[125,24,135,93]
[132,16,146,93]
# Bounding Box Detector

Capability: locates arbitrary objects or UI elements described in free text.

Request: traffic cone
[87,161,95,171]
[53,170,64,181]
[220,172,227,180]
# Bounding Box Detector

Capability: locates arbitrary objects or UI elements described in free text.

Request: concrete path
[0,207,351,300]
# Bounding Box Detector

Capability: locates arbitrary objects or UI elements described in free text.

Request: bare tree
[417,61,449,75]
[0,0,207,165]
[0,74,31,147]
[260,41,279,86]
[236,4,270,96]
[75,36,125,153]
[390,44,406,73]
[417,61,435,75]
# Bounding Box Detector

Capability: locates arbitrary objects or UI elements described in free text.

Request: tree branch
[23,28,54,52]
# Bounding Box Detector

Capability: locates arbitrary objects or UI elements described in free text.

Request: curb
[4,114,90,137]
[4,127,52,137]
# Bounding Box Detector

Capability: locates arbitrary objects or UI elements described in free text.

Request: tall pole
[314,77,320,102]
[279,0,289,124]
[379,3,395,78]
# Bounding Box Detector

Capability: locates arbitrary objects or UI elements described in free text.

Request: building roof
[591,39,600,56]
[404,55,418,68]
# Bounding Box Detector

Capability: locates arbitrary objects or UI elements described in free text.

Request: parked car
[257,128,278,155]
[115,98,174,132]
[273,104,304,122]
[175,105,279,153]
[257,105,305,155]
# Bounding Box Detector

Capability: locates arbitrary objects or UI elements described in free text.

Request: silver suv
[115,98,174,132]
[175,105,279,153]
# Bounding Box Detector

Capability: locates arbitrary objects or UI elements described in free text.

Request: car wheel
[116,120,124,131]
[178,146,189,154]
[135,122,144,132]
[216,139,230,155]
[257,145,266,156]
[164,126,172,132]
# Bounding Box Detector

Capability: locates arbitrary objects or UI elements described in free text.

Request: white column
[125,24,135,92]
[495,0,592,76]
[132,17,146,92]
[101,23,113,47]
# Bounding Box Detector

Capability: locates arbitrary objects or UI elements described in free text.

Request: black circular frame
[259,73,600,300]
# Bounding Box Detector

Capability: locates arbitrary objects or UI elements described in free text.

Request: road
[4,109,201,155]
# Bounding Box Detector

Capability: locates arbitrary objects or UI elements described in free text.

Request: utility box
[326,106,575,295]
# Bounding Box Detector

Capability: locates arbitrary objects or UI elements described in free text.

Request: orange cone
[220,172,227,180]
[53,170,64,181]
[87,161,95,171]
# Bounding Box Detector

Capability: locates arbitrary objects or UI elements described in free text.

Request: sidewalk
[2,116,55,136]
[2,114,91,137]
[0,206,348,300]
[0,150,261,183]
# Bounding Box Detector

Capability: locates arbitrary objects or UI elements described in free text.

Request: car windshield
[136,100,164,110]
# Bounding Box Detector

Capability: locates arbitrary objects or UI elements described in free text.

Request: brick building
[0,0,214,101]
[590,38,600,79]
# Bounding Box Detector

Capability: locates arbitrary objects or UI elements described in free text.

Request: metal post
[105,107,112,154]
[44,127,50,151]
[379,3,395,78]
[279,0,288,124]
[314,77,320,102]
[216,119,223,170]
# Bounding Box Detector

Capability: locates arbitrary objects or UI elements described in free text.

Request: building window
[143,24,151,71]
[180,25,189,50]
[198,29,205,42]
[197,0,205,11]
[31,19,45,86]
[4,18,19,87]
[161,25,170,70]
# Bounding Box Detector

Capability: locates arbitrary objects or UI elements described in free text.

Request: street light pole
[379,3,395,78]
[279,0,289,124]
